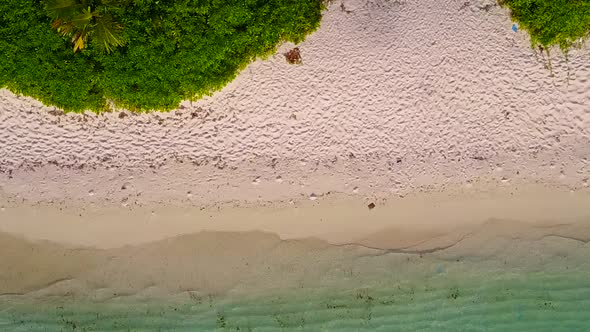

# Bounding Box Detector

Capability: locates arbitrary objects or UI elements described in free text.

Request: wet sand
[1,183,589,298]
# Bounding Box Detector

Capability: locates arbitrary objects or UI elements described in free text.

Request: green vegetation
[501,0,590,53]
[45,0,127,53]
[0,0,323,112]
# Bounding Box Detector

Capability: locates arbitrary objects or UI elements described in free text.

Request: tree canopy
[0,0,324,112]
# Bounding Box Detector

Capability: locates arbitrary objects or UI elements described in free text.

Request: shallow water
[4,272,590,331]
[2,230,590,332]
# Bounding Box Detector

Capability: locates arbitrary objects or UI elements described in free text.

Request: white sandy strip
[1,183,589,249]
[0,0,590,248]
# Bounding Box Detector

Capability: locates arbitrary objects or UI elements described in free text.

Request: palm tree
[45,0,128,53]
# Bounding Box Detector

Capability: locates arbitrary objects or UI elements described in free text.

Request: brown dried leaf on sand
[284,47,302,64]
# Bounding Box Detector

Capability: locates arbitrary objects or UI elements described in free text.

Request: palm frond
[45,0,80,19]
[45,0,127,53]
[94,13,126,53]
[70,8,94,27]
[72,26,91,52]
[55,21,76,36]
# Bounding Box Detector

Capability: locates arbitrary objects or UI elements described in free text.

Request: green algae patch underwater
[0,0,324,113]
[3,267,590,331]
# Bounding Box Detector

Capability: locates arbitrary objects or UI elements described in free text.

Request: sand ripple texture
[1,0,589,203]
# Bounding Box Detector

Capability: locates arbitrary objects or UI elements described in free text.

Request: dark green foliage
[501,0,590,52]
[0,0,323,112]
[45,0,128,53]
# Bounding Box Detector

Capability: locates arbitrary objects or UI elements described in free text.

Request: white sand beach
[1,0,590,300]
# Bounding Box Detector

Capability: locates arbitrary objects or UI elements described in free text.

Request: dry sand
[1,0,590,299]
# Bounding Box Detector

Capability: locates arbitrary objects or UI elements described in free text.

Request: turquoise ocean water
[2,271,590,331]
[2,225,590,331]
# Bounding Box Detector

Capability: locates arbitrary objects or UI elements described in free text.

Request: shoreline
[3,235,590,331]
[3,177,589,300]
[1,189,589,301]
